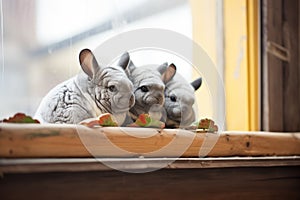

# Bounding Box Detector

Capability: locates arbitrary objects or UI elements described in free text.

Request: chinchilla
[34,49,135,124]
[118,52,176,123]
[161,63,202,128]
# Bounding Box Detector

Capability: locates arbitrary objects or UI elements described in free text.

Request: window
[0,0,267,131]
[0,0,199,120]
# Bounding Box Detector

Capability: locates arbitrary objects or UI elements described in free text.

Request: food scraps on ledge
[0,113,40,124]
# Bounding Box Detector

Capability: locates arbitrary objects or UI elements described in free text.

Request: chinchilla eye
[108,85,117,92]
[170,95,177,102]
[140,86,149,92]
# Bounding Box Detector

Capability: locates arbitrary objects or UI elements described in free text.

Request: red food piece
[135,113,151,126]
[98,113,118,127]
[1,113,40,124]
[80,113,118,128]
[138,113,147,124]
[128,113,165,128]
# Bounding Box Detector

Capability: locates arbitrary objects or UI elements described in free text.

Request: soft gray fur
[118,52,176,122]
[162,63,202,128]
[34,49,135,124]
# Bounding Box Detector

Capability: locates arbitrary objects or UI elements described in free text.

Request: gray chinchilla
[34,49,135,124]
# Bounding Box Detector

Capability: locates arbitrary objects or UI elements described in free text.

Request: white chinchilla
[118,52,176,123]
[34,49,135,124]
[162,63,202,128]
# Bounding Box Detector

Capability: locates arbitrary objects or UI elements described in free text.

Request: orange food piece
[98,113,118,127]
[128,113,165,128]
[80,113,118,128]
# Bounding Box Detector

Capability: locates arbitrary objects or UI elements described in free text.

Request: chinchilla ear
[157,62,168,74]
[118,52,135,72]
[118,52,130,69]
[161,63,176,84]
[191,77,202,91]
[79,49,100,78]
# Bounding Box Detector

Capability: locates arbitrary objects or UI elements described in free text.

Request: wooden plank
[282,0,300,131]
[0,166,299,200]
[263,0,284,131]
[0,124,299,158]
[1,157,300,174]
[263,0,300,131]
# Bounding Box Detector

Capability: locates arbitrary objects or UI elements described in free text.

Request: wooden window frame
[262,0,300,132]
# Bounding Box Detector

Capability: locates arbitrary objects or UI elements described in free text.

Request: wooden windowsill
[1,156,300,174]
[1,123,299,158]
[1,123,299,199]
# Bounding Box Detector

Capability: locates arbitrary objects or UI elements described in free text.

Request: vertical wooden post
[262,0,300,131]
[262,0,284,131]
[282,0,300,131]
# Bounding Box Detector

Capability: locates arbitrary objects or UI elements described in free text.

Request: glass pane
[0,0,192,119]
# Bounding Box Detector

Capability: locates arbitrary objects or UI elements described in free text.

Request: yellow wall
[224,0,249,130]
[191,0,259,130]
[247,0,259,130]
[190,0,217,121]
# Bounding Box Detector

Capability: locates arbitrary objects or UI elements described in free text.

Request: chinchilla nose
[154,92,164,105]
[173,107,182,116]
[148,95,164,105]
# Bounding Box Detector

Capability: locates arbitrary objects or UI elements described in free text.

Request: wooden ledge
[0,123,299,158]
[1,156,300,174]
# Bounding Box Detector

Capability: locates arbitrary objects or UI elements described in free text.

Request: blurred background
[0,0,257,131]
[0,0,195,120]
[0,0,299,131]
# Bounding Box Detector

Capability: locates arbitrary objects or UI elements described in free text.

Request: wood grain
[0,166,299,200]
[0,123,299,158]
[1,157,300,174]
[282,0,300,131]
[262,0,300,131]
[263,0,284,131]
